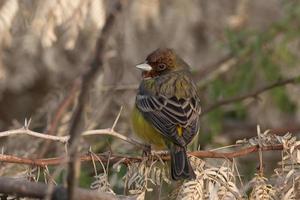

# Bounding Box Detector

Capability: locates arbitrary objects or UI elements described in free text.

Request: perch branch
[202,76,300,115]
[0,144,286,167]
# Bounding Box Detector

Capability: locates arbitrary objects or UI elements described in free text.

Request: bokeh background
[0,0,300,193]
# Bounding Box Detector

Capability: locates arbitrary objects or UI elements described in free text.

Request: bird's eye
[157,63,167,71]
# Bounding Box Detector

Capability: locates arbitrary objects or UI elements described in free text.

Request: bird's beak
[136,63,152,71]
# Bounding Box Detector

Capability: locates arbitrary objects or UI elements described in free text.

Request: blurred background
[0,0,300,191]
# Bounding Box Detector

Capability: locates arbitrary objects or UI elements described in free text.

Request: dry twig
[0,128,68,143]
[0,127,146,149]
[202,76,300,115]
[196,57,237,88]
[66,1,122,199]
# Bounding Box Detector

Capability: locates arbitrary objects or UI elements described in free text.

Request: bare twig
[67,1,122,199]
[111,107,123,130]
[202,76,300,115]
[97,84,139,91]
[256,125,264,175]
[0,128,68,143]
[192,54,234,82]
[197,57,238,88]
[0,127,145,149]
[82,129,145,149]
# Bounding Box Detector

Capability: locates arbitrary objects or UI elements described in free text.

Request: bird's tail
[170,145,196,180]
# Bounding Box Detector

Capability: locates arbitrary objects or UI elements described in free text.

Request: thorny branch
[0,127,145,149]
[66,1,122,199]
[0,128,68,143]
[202,76,300,115]
[0,144,287,167]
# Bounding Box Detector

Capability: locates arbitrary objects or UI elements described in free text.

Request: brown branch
[38,79,80,158]
[47,79,81,136]
[202,76,300,115]
[0,153,141,167]
[0,144,285,167]
[67,1,122,199]
[0,176,134,200]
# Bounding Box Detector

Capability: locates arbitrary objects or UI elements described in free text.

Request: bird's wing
[136,93,201,146]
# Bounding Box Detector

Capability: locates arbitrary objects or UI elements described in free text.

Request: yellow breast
[131,106,166,149]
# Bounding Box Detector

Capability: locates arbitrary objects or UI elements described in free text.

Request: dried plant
[1,119,300,200]
[175,157,205,200]
[0,0,19,45]
[89,149,115,195]
[271,131,300,200]
[123,158,171,198]
[236,129,294,147]
[249,174,276,200]
[174,157,242,200]
[31,0,105,48]
[90,173,115,195]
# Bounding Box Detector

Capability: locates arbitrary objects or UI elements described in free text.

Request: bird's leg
[142,144,152,157]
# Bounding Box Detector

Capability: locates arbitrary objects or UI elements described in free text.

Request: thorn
[111,106,123,131]
[257,125,261,136]
[24,118,32,130]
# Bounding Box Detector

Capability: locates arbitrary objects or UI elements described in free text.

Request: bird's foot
[142,144,152,157]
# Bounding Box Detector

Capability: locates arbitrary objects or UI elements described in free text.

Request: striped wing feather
[136,94,201,146]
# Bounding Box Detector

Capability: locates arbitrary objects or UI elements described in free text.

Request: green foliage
[203,79,224,140]
[224,103,247,120]
[271,87,296,114]
[202,1,300,142]
[55,169,65,184]
[204,109,223,141]
[79,169,94,188]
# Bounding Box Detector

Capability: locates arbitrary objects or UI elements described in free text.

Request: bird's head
[136,48,189,79]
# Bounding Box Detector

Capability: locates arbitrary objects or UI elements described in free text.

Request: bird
[132,48,201,180]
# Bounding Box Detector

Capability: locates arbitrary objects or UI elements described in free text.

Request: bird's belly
[131,106,166,149]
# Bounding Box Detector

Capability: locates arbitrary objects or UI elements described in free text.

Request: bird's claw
[142,144,152,157]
